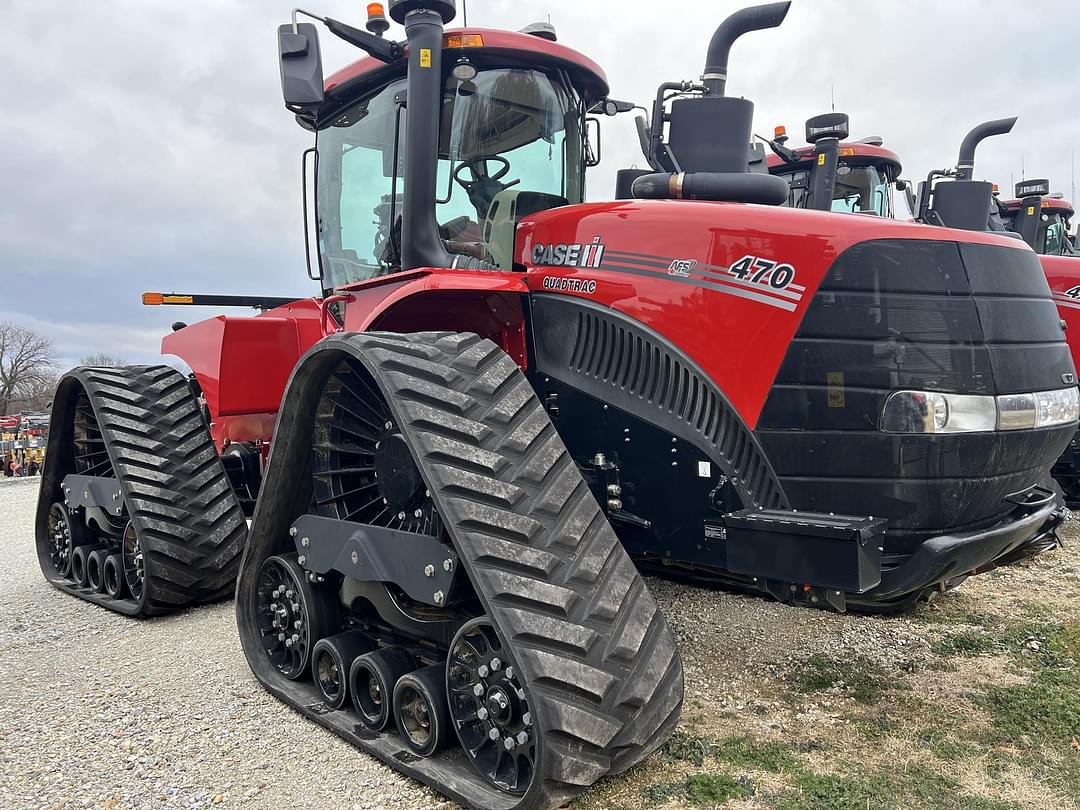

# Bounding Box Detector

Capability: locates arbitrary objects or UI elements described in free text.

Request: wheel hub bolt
[270,602,278,611]
[285,590,294,599]
[488,728,500,741]
[504,667,514,680]
[473,684,484,697]
[504,737,516,750]
[424,565,435,578]
[398,511,406,521]
[490,658,502,671]
[443,558,454,572]
[289,527,297,537]
[433,591,445,605]
[277,633,286,642]
[291,634,299,643]
[414,509,423,519]
[522,712,531,726]
[285,639,293,648]
[477,708,488,721]
[478,665,489,678]
[293,620,302,630]
[517,731,528,745]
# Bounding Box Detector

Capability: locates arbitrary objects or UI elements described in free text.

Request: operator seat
[483,190,568,271]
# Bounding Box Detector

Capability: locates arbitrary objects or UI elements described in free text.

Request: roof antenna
[463,0,468,27]
[830,81,835,112]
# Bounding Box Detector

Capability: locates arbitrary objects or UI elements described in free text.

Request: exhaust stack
[390,0,494,271]
[703,1,791,96]
[956,117,1017,180]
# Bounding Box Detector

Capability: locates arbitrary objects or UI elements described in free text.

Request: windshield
[1037,212,1070,255]
[316,67,583,290]
[777,163,891,217]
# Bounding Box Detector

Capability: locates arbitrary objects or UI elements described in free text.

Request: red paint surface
[1040,254,1080,372]
[766,142,902,174]
[517,199,1031,427]
[1001,197,1075,216]
[324,28,608,100]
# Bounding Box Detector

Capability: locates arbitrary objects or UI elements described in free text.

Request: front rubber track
[236,332,684,810]
[35,365,248,616]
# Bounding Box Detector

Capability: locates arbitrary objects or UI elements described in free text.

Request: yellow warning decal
[419,48,432,68]
[1027,206,1036,215]
[827,371,845,408]
[817,153,826,166]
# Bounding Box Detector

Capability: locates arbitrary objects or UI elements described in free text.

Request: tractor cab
[766,115,902,216]
[1001,184,1076,255]
[278,7,608,292]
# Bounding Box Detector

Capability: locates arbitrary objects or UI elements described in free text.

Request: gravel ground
[3,474,1077,809]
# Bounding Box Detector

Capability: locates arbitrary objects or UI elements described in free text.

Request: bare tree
[80,352,127,367]
[0,322,56,414]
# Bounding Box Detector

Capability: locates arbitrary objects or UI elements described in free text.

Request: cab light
[838,146,856,157]
[774,125,786,138]
[881,387,1079,433]
[444,33,484,48]
[142,292,164,305]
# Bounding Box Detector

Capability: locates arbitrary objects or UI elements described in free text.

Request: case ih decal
[531,237,606,267]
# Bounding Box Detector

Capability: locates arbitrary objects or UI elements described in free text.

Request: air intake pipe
[703,1,790,96]
[955,116,1016,180]
[390,0,495,271]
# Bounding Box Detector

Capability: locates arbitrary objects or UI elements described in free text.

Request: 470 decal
[726,255,796,289]
[1063,286,1080,299]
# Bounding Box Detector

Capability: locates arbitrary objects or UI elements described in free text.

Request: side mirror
[585,117,602,168]
[278,22,325,112]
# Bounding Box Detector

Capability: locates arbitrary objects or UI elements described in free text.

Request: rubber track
[238,332,684,810]
[35,366,248,616]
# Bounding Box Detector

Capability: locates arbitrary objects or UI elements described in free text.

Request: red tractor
[769,115,1080,506]
[34,2,1079,806]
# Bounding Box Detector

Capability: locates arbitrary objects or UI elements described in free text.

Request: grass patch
[660,731,797,772]
[981,667,1080,745]
[788,654,894,704]
[685,773,748,805]
[777,763,1021,810]
[932,629,997,657]
[643,772,749,806]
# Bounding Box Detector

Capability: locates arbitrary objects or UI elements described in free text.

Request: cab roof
[766,142,902,176]
[1001,196,1075,216]
[324,27,609,104]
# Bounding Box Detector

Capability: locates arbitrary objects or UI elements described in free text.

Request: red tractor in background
[768,114,1080,506]
[34,2,1080,806]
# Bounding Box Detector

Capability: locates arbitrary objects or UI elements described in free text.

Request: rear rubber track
[237,331,684,809]
[35,365,248,616]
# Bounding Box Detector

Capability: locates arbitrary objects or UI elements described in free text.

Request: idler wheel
[46,502,85,579]
[255,554,334,680]
[447,617,536,794]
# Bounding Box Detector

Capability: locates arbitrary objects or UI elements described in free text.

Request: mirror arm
[292,7,402,63]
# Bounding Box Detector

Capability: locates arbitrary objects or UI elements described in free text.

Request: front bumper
[851,485,1065,607]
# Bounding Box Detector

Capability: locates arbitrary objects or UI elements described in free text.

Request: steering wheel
[453,155,519,216]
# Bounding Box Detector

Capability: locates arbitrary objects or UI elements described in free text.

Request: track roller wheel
[255,554,334,679]
[72,544,106,588]
[86,548,109,593]
[394,664,452,758]
[349,647,417,731]
[312,631,376,710]
[447,618,535,794]
[45,502,85,579]
[102,553,125,599]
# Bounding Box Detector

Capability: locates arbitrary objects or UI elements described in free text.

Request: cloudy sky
[3,0,1077,368]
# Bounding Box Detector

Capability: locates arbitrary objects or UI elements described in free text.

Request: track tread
[329,332,684,808]
[36,365,247,615]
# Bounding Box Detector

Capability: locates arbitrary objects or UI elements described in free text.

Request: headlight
[881,387,1079,433]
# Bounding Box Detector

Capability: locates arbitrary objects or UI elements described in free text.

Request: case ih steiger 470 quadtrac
[34,1,1080,805]
[767,116,1080,508]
